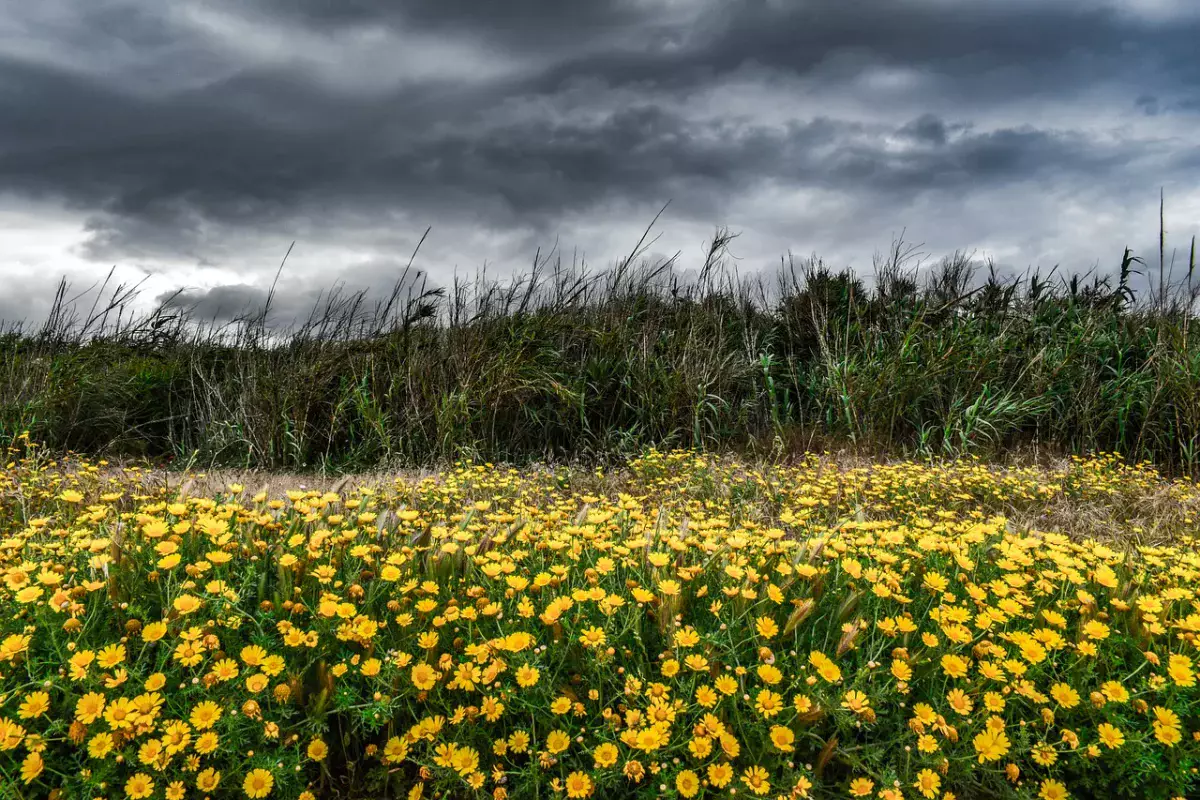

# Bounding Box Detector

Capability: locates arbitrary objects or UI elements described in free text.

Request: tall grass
[2,222,1199,474]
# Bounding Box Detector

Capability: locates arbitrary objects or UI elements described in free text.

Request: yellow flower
[754,689,784,718]
[564,771,593,799]
[441,651,478,687]
[172,594,203,615]
[20,751,43,784]
[1049,682,1080,709]
[307,738,328,761]
[1168,654,1196,687]
[940,654,970,678]
[411,663,439,690]
[211,659,240,682]
[695,684,718,707]
[946,688,973,716]
[579,626,607,648]
[1100,681,1129,703]
[75,692,106,724]
[742,766,771,796]
[450,745,479,776]
[505,663,536,689]
[384,736,409,763]
[809,650,842,683]
[593,742,618,768]
[913,769,940,799]
[973,725,1011,763]
[0,633,31,662]
[848,777,875,797]
[688,735,713,758]
[1031,742,1058,766]
[757,663,783,685]
[243,768,275,798]
[755,616,779,639]
[676,769,700,798]
[1155,720,1183,747]
[190,700,223,730]
[195,731,220,754]
[138,739,164,766]
[141,621,168,642]
[1096,723,1124,749]
[633,727,666,751]
[546,729,571,754]
[125,773,155,800]
[162,721,192,754]
[841,689,870,715]
[1019,640,1047,664]
[88,732,115,759]
[707,763,733,788]
[769,725,795,751]
[1039,779,1069,800]
[674,628,700,648]
[18,691,50,720]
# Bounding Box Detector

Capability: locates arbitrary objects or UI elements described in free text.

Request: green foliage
[2,233,1200,473]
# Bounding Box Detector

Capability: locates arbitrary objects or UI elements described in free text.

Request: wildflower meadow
[1,443,1199,800]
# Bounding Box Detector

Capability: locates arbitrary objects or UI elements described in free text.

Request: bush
[3,233,1200,474]
[1,447,1199,799]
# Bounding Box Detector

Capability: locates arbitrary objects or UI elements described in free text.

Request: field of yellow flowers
[2,444,1199,800]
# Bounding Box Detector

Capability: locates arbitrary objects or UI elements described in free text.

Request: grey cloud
[0,55,1159,250]
[253,0,1200,95]
[255,0,648,38]
[158,284,271,322]
[522,1,1200,102]
[0,285,53,332]
[0,0,1198,318]
[157,258,437,326]
[898,115,956,147]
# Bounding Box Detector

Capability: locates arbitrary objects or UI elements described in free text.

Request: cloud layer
[2,0,1199,324]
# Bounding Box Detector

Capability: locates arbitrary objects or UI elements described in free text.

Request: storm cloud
[1,0,1199,324]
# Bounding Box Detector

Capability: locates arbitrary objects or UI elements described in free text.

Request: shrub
[3,232,1200,474]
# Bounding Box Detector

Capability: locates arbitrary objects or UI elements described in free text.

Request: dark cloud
[518,1,1200,102]
[159,284,271,323]
[898,115,954,147]
[0,62,1160,242]
[0,0,1198,325]
[257,0,647,40]
[0,283,54,332]
[157,258,436,326]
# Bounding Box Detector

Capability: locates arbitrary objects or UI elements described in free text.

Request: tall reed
[2,223,1198,474]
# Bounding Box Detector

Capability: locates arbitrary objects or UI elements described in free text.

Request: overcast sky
[2,0,1199,325]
